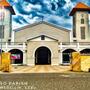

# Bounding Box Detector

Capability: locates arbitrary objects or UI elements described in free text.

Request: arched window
[80,49,90,55]
[81,18,84,24]
[80,27,85,39]
[9,49,23,64]
[41,35,45,40]
[0,25,4,38]
[62,49,76,64]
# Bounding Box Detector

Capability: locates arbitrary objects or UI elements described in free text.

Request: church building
[0,1,90,66]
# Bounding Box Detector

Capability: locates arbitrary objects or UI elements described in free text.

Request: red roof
[0,0,15,15]
[70,2,90,16]
[0,0,10,6]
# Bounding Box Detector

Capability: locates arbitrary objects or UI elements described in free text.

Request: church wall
[26,40,59,66]
[14,23,70,42]
[73,11,90,42]
[1,9,11,42]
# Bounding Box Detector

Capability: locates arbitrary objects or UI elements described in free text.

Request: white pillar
[60,42,62,49]
[11,30,15,42]
[70,30,73,42]
[5,42,8,52]
[59,42,63,65]
[23,42,26,50]
[60,50,63,64]
[77,42,80,52]
[27,57,35,66]
[22,43,27,65]
[23,50,27,65]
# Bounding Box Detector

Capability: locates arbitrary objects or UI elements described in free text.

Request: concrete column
[60,42,62,49]
[23,43,26,49]
[23,50,27,65]
[27,57,35,66]
[59,42,63,65]
[11,30,15,42]
[70,30,73,42]
[60,51,63,65]
[51,57,59,65]
[77,42,80,52]
[22,43,27,65]
[51,52,60,66]
[5,42,8,52]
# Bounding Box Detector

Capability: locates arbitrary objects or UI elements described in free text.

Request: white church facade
[0,1,90,66]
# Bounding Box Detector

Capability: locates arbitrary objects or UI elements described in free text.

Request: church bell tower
[70,2,90,42]
[0,0,15,42]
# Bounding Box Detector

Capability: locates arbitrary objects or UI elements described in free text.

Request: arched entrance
[35,46,51,65]
[62,49,76,64]
[9,49,23,64]
[80,48,90,54]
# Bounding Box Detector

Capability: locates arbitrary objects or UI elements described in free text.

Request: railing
[61,42,90,45]
[0,42,26,45]
[0,42,26,50]
[79,42,90,45]
[59,42,90,49]
[62,42,77,45]
[0,42,90,50]
[0,42,6,45]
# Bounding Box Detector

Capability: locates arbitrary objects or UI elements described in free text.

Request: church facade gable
[14,22,70,42]
[27,35,58,42]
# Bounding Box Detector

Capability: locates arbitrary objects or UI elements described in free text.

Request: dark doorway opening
[9,49,23,64]
[80,49,90,54]
[35,47,51,65]
[62,49,76,63]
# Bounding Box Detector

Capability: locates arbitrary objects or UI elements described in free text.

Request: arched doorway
[35,46,51,65]
[80,48,90,55]
[9,49,23,64]
[62,49,76,64]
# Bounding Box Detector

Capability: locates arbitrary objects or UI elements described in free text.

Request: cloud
[45,14,72,29]
[8,0,90,30]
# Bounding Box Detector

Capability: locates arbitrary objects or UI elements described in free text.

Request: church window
[81,18,84,24]
[73,28,76,38]
[41,35,45,40]
[81,14,84,17]
[80,27,85,39]
[0,25,4,38]
[73,15,76,37]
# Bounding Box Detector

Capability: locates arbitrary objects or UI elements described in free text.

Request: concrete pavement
[9,65,71,73]
[0,73,90,90]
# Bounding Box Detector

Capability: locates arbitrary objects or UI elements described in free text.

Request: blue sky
[8,0,90,30]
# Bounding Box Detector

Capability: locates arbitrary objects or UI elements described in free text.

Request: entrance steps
[10,65,71,73]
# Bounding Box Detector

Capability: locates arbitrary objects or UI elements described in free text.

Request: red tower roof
[0,0,15,15]
[69,2,90,16]
[0,0,10,6]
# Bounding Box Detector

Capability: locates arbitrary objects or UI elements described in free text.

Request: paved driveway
[0,65,90,90]
[0,73,90,90]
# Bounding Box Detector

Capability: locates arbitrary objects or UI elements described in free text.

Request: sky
[7,0,90,30]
